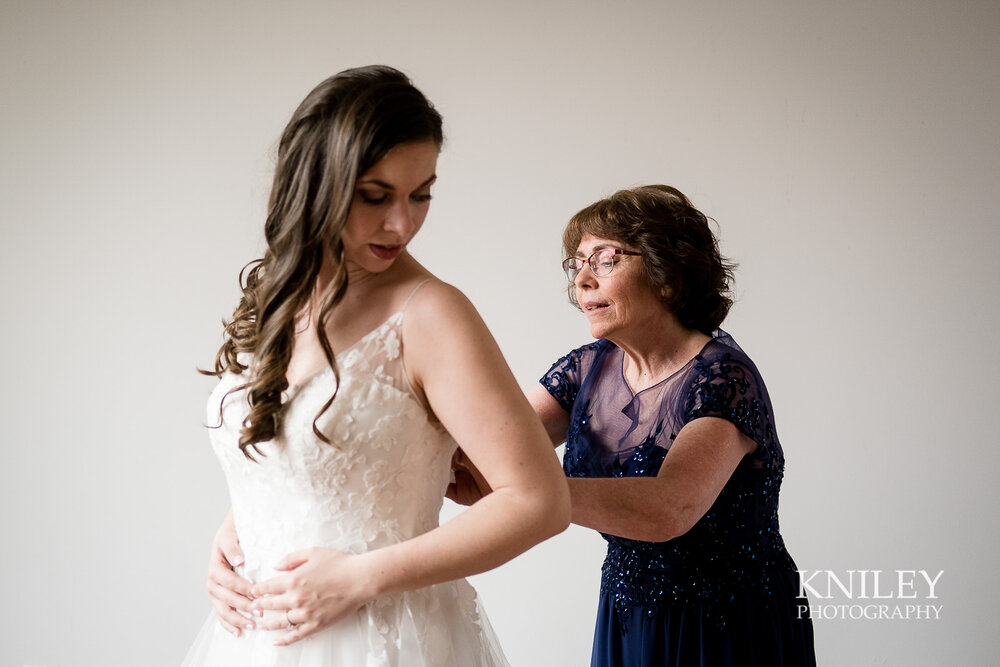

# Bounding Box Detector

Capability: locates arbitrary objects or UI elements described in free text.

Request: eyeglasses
[561,248,641,282]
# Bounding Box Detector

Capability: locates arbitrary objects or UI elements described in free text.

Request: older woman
[514,185,814,665]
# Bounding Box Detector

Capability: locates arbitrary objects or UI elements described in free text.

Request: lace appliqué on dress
[545,338,794,633]
[540,341,601,411]
[684,352,778,462]
[188,302,508,666]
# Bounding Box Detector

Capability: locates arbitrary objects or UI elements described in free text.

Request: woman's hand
[248,548,374,646]
[206,510,255,636]
[445,448,493,506]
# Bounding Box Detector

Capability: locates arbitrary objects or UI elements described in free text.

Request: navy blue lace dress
[541,331,815,667]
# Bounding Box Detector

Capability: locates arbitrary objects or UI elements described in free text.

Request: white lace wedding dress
[182,290,509,666]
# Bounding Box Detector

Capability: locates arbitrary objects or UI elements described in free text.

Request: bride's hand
[248,548,374,646]
[206,512,255,636]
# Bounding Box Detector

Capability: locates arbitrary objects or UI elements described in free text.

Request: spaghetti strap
[401,278,435,314]
[395,278,437,412]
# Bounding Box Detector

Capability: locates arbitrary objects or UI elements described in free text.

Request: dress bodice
[208,310,457,585]
[541,331,794,624]
[184,297,511,666]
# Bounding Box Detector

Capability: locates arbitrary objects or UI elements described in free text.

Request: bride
[183,65,570,666]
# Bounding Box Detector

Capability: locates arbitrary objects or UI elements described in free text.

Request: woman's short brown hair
[562,185,735,334]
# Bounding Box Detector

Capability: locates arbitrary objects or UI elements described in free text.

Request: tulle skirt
[182,580,509,667]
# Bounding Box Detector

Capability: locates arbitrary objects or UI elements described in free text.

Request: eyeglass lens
[563,249,619,281]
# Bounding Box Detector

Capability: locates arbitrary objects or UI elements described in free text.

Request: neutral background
[2,1,997,665]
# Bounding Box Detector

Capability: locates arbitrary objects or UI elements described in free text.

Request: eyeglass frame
[562,247,642,282]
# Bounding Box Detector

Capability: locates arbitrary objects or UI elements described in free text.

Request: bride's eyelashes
[358,190,388,205]
[357,190,433,206]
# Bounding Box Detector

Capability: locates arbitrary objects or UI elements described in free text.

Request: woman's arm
[526,382,570,446]
[446,383,569,505]
[569,416,755,542]
[452,384,751,542]
[363,281,571,579]
[248,282,571,644]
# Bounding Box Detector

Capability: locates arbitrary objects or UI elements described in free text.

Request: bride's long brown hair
[204,65,443,460]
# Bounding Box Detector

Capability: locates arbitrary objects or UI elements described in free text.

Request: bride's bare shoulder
[404,278,475,317]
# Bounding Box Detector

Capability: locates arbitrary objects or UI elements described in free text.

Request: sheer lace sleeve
[682,349,780,463]
[539,341,603,412]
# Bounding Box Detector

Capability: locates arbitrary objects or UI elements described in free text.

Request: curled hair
[562,184,735,334]
[203,65,443,459]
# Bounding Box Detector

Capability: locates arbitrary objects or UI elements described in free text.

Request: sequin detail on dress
[541,331,815,666]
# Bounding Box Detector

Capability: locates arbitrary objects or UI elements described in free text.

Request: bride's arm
[381,280,572,571]
[248,281,571,645]
[447,379,572,505]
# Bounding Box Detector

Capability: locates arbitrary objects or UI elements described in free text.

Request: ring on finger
[285,610,297,629]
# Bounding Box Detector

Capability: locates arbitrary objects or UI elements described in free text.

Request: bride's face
[341,140,439,274]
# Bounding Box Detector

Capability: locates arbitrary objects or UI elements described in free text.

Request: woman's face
[573,233,665,341]
[341,140,439,275]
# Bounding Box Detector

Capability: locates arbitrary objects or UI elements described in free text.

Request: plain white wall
[2,1,997,665]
